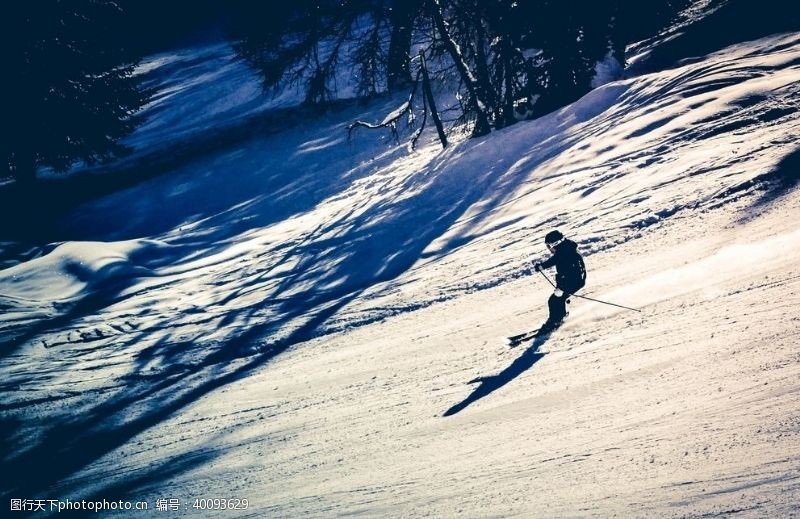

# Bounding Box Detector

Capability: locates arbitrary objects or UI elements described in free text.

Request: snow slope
[2,30,800,517]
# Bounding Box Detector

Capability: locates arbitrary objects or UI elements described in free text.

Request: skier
[533,230,586,333]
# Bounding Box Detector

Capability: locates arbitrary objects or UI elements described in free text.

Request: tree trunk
[501,36,517,128]
[428,0,491,136]
[419,50,448,148]
[387,1,418,91]
[473,19,499,124]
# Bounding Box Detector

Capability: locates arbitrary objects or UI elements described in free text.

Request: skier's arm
[539,255,557,269]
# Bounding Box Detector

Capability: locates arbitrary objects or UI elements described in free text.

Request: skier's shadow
[443,334,550,416]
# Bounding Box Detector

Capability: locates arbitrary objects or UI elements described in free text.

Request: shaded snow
[1,30,800,517]
[591,51,624,88]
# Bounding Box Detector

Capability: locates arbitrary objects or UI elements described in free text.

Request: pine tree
[228,0,418,104]
[3,1,148,185]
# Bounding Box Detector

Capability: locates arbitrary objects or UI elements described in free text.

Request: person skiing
[533,230,586,333]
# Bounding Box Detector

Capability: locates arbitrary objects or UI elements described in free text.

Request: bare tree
[428,0,491,136]
[230,0,693,142]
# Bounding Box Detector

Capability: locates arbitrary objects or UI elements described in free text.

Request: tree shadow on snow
[0,69,635,502]
[443,333,551,417]
[0,115,531,504]
[0,284,363,506]
[0,98,368,251]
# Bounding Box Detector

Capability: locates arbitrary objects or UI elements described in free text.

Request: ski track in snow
[2,32,800,517]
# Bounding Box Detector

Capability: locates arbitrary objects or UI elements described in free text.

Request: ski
[505,330,539,347]
[505,320,564,347]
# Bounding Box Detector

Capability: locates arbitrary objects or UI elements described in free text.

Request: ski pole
[537,269,556,287]
[537,270,642,313]
[570,293,642,312]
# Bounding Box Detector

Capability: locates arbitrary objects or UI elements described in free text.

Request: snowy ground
[2,30,799,517]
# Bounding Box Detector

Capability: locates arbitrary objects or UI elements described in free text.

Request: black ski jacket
[540,238,586,294]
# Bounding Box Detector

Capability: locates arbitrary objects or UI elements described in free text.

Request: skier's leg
[547,292,567,322]
[536,293,565,336]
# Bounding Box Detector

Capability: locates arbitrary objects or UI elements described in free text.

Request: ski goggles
[546,237,564,251]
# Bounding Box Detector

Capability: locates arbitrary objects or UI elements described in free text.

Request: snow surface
[2,30,800,517]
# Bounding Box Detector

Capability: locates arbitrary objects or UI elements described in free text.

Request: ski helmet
[545,230,564,244]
